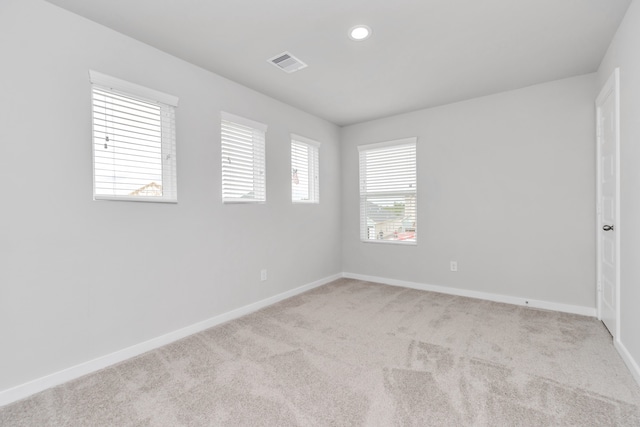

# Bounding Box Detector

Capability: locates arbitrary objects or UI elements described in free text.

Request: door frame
[595,67,621,341]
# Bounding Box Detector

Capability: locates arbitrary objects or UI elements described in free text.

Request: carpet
[1,278,639,426]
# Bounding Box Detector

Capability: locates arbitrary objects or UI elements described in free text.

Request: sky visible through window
[360,141,416,242]
[93,87,163,197]
[291,141,310,201]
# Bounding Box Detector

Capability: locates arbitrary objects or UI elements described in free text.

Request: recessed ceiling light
[349,25,371,41]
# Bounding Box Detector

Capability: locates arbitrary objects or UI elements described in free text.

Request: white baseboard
[0,273,341,407]
[342,272,597,317]
[614,339,640,387]
[344,273,640,387]
[0,272,612,407]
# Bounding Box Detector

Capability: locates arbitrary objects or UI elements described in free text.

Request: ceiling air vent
[268,51,308,73]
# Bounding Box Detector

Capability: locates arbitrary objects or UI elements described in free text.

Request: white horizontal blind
[221,114,266,203]
[90,74,177,203]
[291,136,320,203]
[359,138,417,243]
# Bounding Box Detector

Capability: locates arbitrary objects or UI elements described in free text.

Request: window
[90,71,178,203]
[291,134,320,203]
[359,138,417,243]
[220,112,267,203]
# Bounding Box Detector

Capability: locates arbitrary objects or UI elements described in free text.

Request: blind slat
[291,139,319,203]
[359,140,417,243]
[221,116,266,203]
[92,80,178,202]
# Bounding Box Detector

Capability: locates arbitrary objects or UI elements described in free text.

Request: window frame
[358,137,417,245]
[220,112,268,204]
[89,70,179,203]
[291,134,320,204]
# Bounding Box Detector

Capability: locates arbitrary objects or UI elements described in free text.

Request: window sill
[222,200,266,204]
[94,196,177,204]
[360,239,417,246]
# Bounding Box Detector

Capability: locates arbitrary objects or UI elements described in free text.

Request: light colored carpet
[1,278,639,426]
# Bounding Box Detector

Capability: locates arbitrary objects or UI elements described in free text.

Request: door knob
[603,224,614,231]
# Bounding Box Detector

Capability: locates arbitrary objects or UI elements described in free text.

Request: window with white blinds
[358,138,417,243]
[89,71,178,203]
[221,112,267,203]
[291,134,320,203]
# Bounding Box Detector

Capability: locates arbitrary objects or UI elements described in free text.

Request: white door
[596,68,620,339]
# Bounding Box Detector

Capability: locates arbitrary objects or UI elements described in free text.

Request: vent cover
[268,51,308,73]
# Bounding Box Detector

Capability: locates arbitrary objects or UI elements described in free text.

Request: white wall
[341,74,597,309]
[2,0,632,402]
[0,0,341,393]
[597,0,640,381]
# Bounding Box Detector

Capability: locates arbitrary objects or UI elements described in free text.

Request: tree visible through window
[358,138,417,243]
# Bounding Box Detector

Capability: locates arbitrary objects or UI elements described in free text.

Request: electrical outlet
[450,261,458,272]
[260,269,267,281]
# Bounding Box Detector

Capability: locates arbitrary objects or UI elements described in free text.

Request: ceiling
[46,0,631,126]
